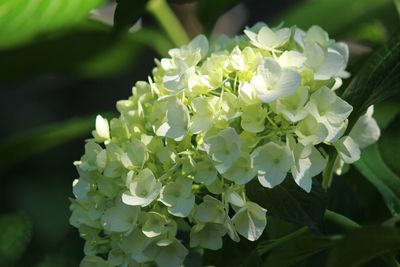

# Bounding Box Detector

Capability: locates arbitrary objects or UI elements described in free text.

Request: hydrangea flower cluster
[70,23,380,267]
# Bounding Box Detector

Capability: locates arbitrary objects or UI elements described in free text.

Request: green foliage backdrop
[0,0,400,266]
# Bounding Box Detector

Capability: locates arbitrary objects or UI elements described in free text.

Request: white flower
[305,86,352,142]
[288,137,327,192]
[142,211,177,238]
[101,197,140,233]
[298,26,348,80]
[190,96,219,134]
[120,139,148,169]
[295,116,329,146]
[277,51,307,68]
[193,160,218,185]
[272,85,309,122]
[238,82,259,105]
[251,141,294,188]
[122,169,162,207]
[203,128,241,173]
[160,176,195,217]
[350,106,380,149]
[70,23,377,267]
[245,25,291,51]
[190,223,226,250]
[251,58,301,103]
[334,136,361,164]
[94,115,110,141]
[161,35,209,93]
[156,97,190,141]
[193,195,226,224]
[222,153,257,185]
[143,238,189,267]
[120,228,154,263]
[240,104,267,133]
[232,201,267,241]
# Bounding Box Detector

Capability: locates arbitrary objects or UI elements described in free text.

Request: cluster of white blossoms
[70,23,380,267]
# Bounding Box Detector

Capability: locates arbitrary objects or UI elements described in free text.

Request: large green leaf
[0,212,32,266]
[258,230,335,267]
[326,226,400,267]
[379,116,400,176]
[274,0,397,37]
[0,0,105,48]
[374,100,400,129]
[246,178,328,232]
[113,0,148,35]
[0,114,113,172]
[355,144,400,215]
[341,31,400,127]
[0,22,172,80]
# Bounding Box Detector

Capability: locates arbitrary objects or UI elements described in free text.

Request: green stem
[147,0,189,47]
[322,149,337,190]
[324,209,360,229]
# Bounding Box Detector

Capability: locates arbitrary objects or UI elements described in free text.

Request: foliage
[0,0,400,266]
[0,213,32,266]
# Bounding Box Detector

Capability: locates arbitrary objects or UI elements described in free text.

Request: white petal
[315,49,345,80]
[350,106,380,149]
[232,202,267,241]
[334,136,361,164]
[189,35,209,59]
[278,51,307,68]
[258,166,287,188]
[95,115,110,140]
[168,195,195,218]
[257,26,277,49]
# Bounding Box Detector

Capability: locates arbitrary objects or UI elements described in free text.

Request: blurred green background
[0,0,400,266]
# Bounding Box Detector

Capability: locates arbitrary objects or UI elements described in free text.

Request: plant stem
[322,149,337,190]
[147,0,189,47]
[324,209,360,229]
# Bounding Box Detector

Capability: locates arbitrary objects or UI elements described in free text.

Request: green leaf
[0,0,105,48]
[395,0,400,17]
[274,0,396,37]
[258,230,335,267]
[113,0,148,35]
[354,143,400,215]
[379,121,400,177]
[374,100,400,129]
[341,31,400,127]
[326,226,400,267]
[0,113,114,172]
[246,178,328,232]
[0,212,32,266]
[0,22,172,80]
[196,0,241,32]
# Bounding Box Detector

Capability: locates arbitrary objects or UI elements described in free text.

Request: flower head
[70,23,379,267]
